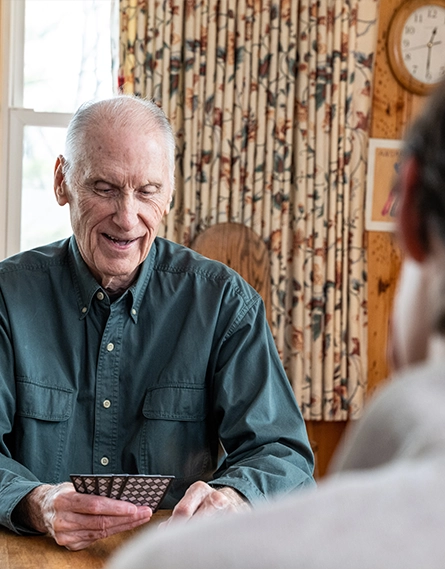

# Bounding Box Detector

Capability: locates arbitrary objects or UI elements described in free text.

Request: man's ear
[163,189,174,216]
[54,155,69,206]
[397,156,428,263]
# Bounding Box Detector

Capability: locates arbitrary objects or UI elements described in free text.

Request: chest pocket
[16,379,73,421]
[140,384,211,495]
[14,379,74,484]
[142,384,207,421]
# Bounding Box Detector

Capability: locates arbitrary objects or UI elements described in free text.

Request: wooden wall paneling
[310,0,428,479]
[305,420,348,479]
[367,0,425,395]
[366,232,401,394]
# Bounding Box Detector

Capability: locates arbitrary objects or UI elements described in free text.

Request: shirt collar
[68,236,156,323]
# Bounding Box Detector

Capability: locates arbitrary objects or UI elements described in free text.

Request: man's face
[54,123,173,293]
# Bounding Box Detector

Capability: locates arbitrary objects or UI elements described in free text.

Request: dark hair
[401,78,445,249]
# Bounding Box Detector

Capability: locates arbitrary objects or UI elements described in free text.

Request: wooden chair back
[191,222,272,326]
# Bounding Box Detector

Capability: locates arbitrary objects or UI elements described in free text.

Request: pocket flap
[143,385,206,421]
[16,379,74,421]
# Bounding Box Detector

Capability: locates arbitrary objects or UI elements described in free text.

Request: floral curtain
[119,0,379,421]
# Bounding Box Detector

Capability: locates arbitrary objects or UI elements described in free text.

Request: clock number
[428,8,438,18]
[412,64,418,75]
[404,52,412,62]
[414,13,423,23]
[441,67,445,77]
[404,25,416,34]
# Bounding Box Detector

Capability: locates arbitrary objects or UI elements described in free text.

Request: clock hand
[428,27,438,48]
[403,41,441,52]
[404,40,441,53]
[426,29,439,78]
[405,28,439,53]
[426,44,432,76]
[403,43,428,52]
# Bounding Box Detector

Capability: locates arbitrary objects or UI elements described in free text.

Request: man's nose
[113,194,139,231]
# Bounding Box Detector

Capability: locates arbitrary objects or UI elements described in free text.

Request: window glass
[16,0,117,253]
[21,126,71,250]
[24,0,116,113]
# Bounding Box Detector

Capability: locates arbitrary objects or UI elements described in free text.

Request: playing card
[70,474,174,511]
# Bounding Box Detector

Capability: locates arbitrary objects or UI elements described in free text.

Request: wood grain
[304,0,427,475]
[0,510,171,569]
[305,420,348,478]
[367,0,425,394]
[191,222,272,326]
[366,232,402,394]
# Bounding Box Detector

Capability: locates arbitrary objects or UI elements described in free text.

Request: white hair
[63,95,176,191]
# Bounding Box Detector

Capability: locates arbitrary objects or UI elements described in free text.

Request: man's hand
[17,483,153,550]
[161,481,250,527]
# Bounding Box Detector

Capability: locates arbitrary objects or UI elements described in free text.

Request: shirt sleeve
[208,291,315,502]
[0,292,43,533]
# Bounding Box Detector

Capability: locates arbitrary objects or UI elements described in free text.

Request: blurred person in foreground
[0,96,315,551]
[108,79,445,569]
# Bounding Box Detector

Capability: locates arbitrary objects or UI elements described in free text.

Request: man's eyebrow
[139,180,163,189]
[87,176,164,190]
[93,178,119,186]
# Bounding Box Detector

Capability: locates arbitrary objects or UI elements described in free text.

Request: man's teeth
[106,234,133,244]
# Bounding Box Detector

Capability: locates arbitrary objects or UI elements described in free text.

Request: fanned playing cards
[70,474,174,511]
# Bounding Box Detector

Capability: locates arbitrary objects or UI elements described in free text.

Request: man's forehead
[78,122,165,152]
[70,132,169,184]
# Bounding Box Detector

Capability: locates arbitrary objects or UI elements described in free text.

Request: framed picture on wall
[365,138,403,232]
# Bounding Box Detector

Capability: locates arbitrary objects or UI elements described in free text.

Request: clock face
[387,0,445,94]
[401,4,445,85]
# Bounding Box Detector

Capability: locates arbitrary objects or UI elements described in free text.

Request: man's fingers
[52,507,152,533]
[55,488,143,516]
[39,483,153,550]
[169,481,214,520]
[162,482,250,528]
[19,482,155,550]
[52,509,153,550]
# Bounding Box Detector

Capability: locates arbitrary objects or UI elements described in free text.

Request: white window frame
[0,0,72,260]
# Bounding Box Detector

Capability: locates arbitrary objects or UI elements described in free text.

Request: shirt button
[101,456,109,466]
[97,291,105,301]
[131,308,137,316]
[106,343,114,352]
[81,307,87,314]
[103,399,111,409]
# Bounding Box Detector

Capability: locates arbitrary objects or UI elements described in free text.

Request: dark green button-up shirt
[0,236,314,532]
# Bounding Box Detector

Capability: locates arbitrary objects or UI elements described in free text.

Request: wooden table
[0,510,171,569]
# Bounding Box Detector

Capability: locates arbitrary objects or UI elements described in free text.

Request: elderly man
[107,81,445,569]
[0,96,314,551]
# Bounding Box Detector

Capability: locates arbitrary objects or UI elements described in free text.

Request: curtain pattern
[119,0,378,420]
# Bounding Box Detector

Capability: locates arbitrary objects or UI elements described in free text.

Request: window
[0,0,118,258]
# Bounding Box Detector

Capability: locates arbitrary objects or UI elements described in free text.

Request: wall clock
[387,0,445,95]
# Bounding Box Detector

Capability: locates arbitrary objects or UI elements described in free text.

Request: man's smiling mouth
[104,234,137,246]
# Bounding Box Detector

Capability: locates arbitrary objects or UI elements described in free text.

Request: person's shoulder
[331,358,445,472]
[373,358,445,408]
[356,358,445,432]
[374,361,444,426]
[153,237,251,286]
[0,238,71,275]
